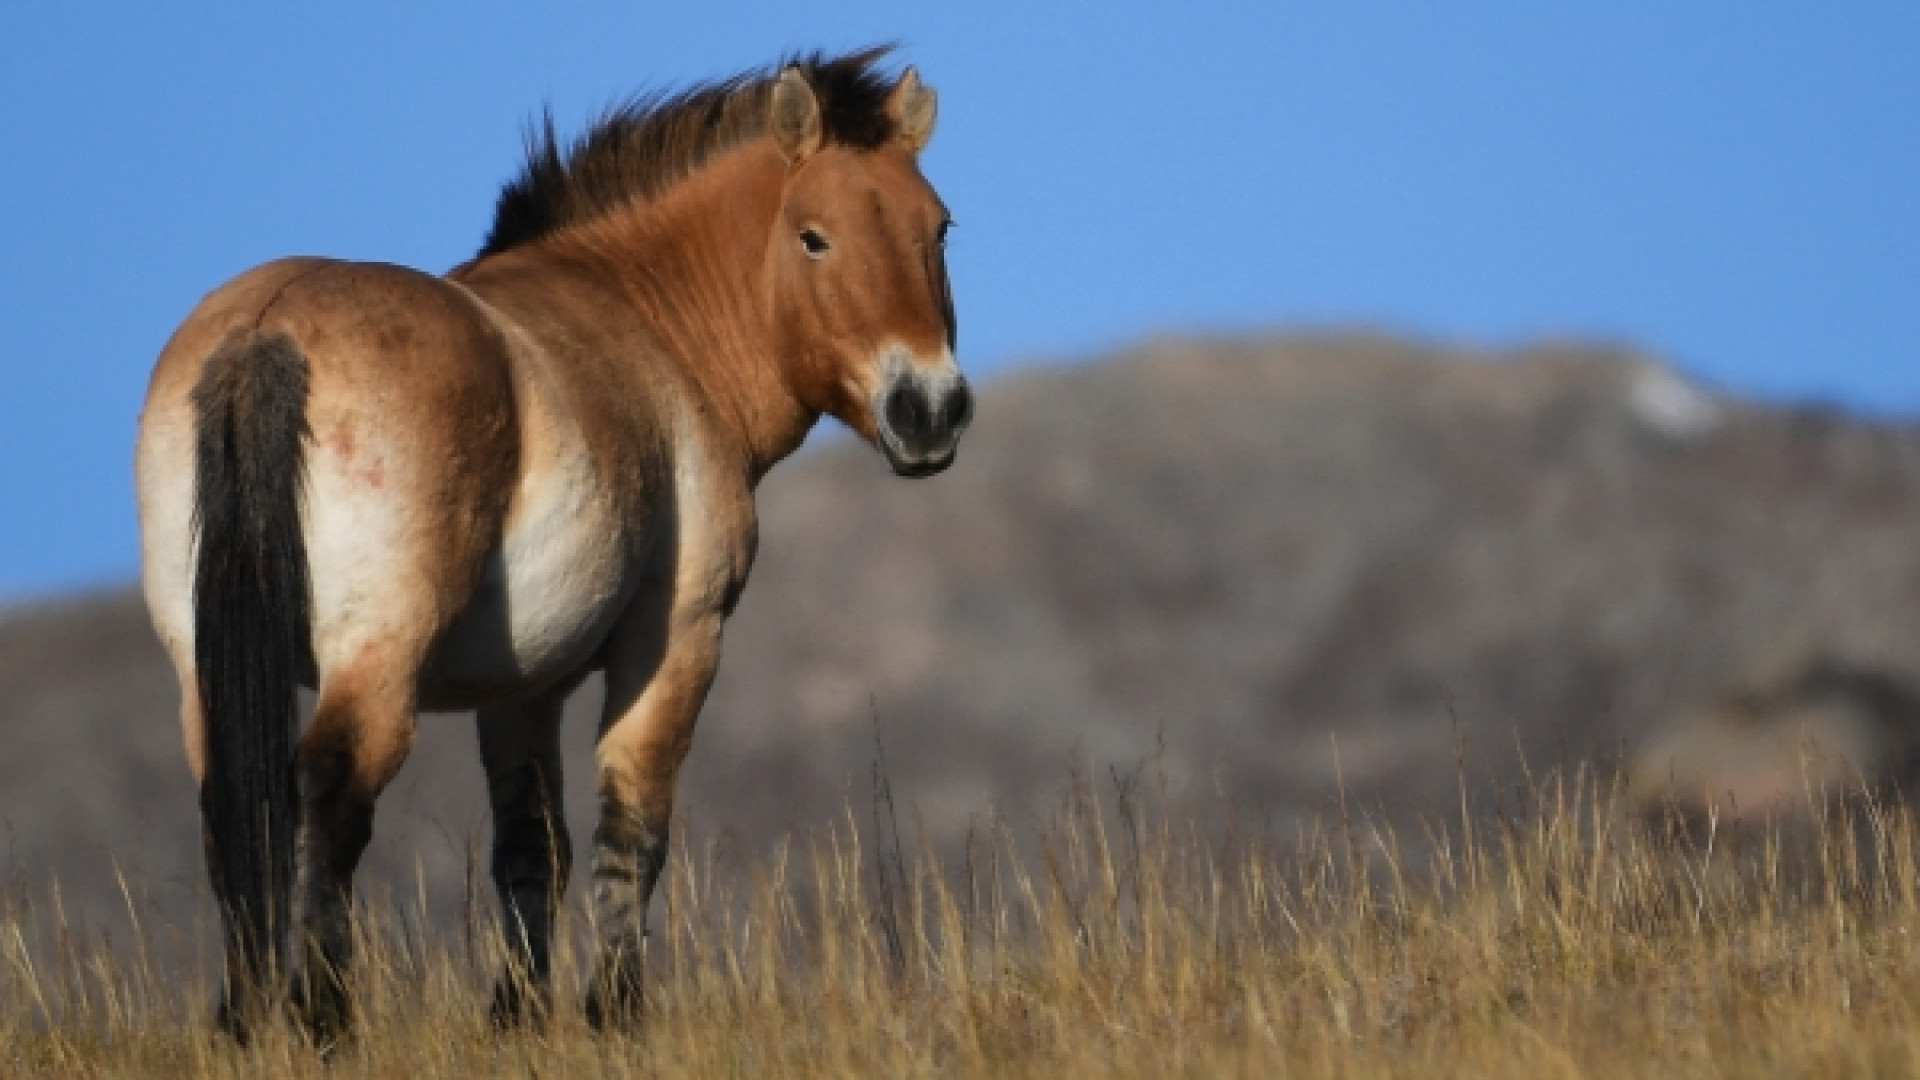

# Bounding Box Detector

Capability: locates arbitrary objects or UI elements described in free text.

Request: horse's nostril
[943,381,974,432]
[885,381,926,437]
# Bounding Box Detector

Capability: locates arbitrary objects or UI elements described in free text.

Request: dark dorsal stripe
[478,47,902,260]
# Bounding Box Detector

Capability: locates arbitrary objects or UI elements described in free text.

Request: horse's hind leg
[476,687,575,1027]
[289,656,419,1045]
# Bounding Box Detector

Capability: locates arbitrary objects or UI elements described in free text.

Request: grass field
[4,767,1920,1078]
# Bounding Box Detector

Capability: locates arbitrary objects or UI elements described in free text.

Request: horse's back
[138,257,523,688]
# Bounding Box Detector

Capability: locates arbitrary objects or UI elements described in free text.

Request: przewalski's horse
[134,49,969,1040]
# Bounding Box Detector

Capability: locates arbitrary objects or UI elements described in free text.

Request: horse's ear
[770,67,823,163]
[888,67,937,153]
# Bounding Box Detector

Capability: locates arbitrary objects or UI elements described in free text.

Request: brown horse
[134,49,969,1040]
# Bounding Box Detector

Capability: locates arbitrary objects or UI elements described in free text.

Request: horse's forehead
[800,147,941,213]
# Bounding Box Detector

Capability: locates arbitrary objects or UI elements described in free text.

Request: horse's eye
[936,220,953,248]
[800,228,830,259]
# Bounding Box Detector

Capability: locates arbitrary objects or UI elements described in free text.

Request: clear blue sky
[1,4,1915,600]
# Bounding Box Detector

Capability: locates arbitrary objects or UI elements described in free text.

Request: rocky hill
[7,333,1920,935]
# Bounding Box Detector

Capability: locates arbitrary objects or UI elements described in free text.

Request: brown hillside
[6,333,1920,933]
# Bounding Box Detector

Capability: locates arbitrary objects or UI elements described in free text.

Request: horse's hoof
[489,976,551,1030]
[291,974,354,1051]
[583,971,644,1033]
[213,994,254,1046]
[583,991,641,1033]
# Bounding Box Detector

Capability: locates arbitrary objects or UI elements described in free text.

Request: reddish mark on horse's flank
[326,425,385,490]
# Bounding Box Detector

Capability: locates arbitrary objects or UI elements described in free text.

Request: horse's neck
[575,144,816,482]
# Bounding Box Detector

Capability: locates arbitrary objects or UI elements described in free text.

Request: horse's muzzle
[878,373,972,478]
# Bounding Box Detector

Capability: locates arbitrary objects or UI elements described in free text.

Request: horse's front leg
[584,610,722,1030]
[476,684,577,1027]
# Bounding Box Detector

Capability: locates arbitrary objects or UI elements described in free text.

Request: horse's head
[765,66,971,478]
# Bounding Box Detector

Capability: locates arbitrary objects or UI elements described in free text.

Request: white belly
[416,455,637,709]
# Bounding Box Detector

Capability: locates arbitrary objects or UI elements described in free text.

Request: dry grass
[5,767,1920,1078]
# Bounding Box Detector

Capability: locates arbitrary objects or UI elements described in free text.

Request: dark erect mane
[477,47,902,259]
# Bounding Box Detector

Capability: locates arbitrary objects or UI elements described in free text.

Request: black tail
[190,330,312,1000]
